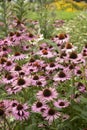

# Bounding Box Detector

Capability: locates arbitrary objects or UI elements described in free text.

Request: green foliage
[0,1,87,130]
[57,12,87,49]
[36,0,56,39]
[12,0,29,23]
[37,0,54,5]
[0,0,11,37]
[55,10,80,20]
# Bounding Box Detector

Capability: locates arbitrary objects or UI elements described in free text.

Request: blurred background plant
[0,0,87,39]
[35,0,56,39]
[56,11,87,51]
[0,0,11,38]
[52,0,87,12]
[12,0,29,23]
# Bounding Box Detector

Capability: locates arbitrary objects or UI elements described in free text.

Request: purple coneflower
[31,75,46,87]
[76,82,86,93]
[52,33,69,46]
[5,84,22,94]
[42,108,60,123]
[61,114,70,121]
[37,88,58,102]
[13,103,29,120]
[10,64,22,73]
[54,99,70,109]
[67,51,84,64]
[53,69,70,82]
[2,73,17,84]
[32,101,48,113]
[21,44,30,51]
[62,42,77,54]
[46,62,62,71]
[27,33,35,41]
[12,76,31,89]
[3,60,15,71]
[36,49,57,58]
[74,66,82,77]
[11,52,27,61]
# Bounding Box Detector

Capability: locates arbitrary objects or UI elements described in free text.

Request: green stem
[4,117,12,130]
[2,0,8,36]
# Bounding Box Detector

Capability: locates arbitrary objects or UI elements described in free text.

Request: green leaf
[25,124,39,130]
[42,39,58,50]
[80,96,87,103]
[70,116,79,122]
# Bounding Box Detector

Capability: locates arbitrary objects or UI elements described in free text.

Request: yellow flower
[49,0,87,12]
